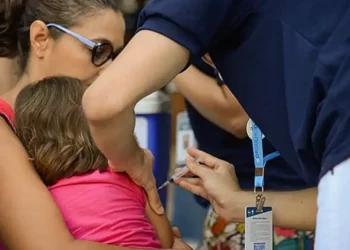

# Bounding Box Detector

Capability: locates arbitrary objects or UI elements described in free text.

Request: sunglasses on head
[46,23,122,67]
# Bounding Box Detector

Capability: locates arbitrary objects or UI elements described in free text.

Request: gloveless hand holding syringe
[157,159,202,191]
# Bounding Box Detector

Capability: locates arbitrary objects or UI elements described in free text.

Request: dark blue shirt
[138,0,350,183]
[187,57,310,190]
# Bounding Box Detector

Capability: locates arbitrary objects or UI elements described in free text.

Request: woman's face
[29,9,125,85]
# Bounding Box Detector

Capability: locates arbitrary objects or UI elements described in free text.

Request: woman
[0,0,186,248]
[173,57,315,249]
[82,0,350,248]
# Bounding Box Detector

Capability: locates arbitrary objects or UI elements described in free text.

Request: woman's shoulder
[0,98,14,129]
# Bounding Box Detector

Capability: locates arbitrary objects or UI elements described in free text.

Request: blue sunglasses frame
[47,23,119,66]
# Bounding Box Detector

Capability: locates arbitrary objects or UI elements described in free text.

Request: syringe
[157,166,190,191]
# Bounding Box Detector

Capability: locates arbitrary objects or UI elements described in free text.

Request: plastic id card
[176,111,197,166]
[245,207,273,250]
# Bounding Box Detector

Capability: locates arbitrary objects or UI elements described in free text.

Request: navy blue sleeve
[191,57,216,78]
[313,56,350,178]
[137,0,239,57]
[191,57,225,85]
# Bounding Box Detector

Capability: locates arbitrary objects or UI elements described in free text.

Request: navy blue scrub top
[187,57,311,191]
[138,0,350,184]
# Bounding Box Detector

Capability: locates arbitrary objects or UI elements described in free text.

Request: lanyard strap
[250,121,280,193]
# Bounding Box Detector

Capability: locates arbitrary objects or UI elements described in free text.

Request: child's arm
[146,202,174,248]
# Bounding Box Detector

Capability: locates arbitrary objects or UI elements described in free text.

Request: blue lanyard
[250,120,280,193]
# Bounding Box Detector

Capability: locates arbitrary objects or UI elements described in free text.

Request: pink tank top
[49,169,161,248]
[0,98,14,128]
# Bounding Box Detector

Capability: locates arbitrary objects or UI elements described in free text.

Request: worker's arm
[173,65,249,138]
[0,119,134,250]
[231,188,317,230]
[177,148,317,231]
[180,174,317,230]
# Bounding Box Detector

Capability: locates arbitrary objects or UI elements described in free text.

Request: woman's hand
[109,148,164,214]
[172,227,192,250]
[176,148,241,221]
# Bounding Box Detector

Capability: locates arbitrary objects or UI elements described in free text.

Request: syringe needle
[157,166,190,191]
[157,181,170,191]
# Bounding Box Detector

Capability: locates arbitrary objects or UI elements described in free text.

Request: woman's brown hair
[0,0,25,57]
[15,76,108,185]
[0,0,121,70]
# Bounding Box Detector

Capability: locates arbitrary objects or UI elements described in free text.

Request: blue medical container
[134,91,171,208]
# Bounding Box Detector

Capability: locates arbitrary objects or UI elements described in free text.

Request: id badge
[245,207,273,250]
[176,111,197,166]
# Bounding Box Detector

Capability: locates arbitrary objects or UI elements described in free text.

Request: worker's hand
[175,148,241,221]
[110,148,164,215]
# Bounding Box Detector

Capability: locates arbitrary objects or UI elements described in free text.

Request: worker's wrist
[224,190,251,223]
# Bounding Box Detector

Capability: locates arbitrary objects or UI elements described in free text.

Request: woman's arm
[145,202,173,248]
[173,65,249,138]
[0,119,133,250]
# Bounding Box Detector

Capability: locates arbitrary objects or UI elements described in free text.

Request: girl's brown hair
[15,76,108,185]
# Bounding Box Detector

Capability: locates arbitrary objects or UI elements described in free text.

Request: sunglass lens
[93,43,113,66]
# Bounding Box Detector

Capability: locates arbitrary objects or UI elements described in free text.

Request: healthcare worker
[174,57,315,249]
[82,1,350,249]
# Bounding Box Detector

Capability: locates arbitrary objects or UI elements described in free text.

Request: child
[14,76,173,249]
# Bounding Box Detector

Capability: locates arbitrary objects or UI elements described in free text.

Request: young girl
[14,76,173,249]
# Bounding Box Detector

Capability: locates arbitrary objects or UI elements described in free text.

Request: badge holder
[175,111,197,166]
[245,120,280,250]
